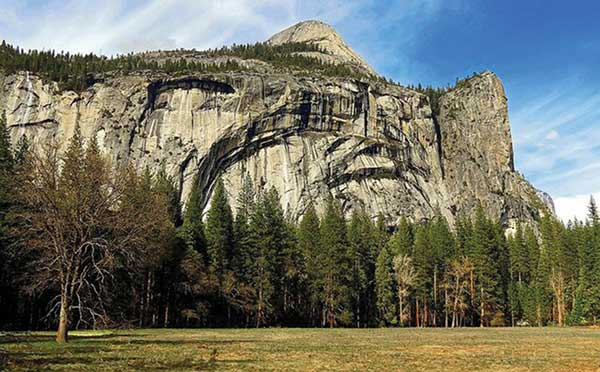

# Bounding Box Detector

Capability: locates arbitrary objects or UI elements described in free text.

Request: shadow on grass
[9,350,257,371]
[2,334,262,370]
[0,333,143,344]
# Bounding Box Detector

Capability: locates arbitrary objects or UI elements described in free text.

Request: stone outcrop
[0,21,550,228]
[437,72,549,227]
[268,20,377,76]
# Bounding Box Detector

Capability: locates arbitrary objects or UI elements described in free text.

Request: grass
[1,328,600,371]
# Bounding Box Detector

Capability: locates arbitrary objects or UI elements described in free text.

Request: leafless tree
[549,267,566,327]
[393,254,416,327]
[447,257,474,327]
[15,130,173,343]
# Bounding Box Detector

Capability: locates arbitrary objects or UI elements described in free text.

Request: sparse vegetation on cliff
[0,40,369,92]
[407,71,486,116]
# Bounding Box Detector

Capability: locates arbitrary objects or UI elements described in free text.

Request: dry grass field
[1,328,600,371]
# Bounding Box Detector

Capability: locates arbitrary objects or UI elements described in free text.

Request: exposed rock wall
[0,68,546,227]
[438,71,546,225]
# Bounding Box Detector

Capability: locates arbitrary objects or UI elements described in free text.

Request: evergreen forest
[1,112,599,343]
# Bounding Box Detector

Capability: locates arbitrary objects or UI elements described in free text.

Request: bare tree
[549,267,566,327]
[393,254,416,327]
[15,129,173,343]
[447,257,474,328]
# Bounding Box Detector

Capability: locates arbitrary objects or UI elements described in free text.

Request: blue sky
[1,0,599,221]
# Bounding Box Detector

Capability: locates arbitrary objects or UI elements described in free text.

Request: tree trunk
[470,271,475,306]
[433,268,437,326]
[329,302,335,328]
[416,298,420,328]
[399,294,404,327]
[164,299,170,328]
[256,284,263,328]
[480,287,485,328]
[56,292,69,343]
[357,291,361,328]
[139,280,145,327]
[444,287,448,328]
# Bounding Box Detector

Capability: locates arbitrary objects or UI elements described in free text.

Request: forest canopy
[1,113,600,343]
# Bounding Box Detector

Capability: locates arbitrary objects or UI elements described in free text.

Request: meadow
[1,328,600,371]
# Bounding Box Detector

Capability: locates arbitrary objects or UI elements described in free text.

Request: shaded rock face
[0,23,548,228]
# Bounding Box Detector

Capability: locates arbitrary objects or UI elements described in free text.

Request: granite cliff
[0,20,550,227]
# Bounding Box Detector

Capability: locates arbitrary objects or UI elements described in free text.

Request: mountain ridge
[0,21,552,229]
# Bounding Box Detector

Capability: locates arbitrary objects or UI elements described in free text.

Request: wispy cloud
[0,0,452,71]
[2,0,295,54]
[510,75,600,219]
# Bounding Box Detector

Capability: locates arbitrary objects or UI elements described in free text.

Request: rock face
[268,20,377,76]
[437,72,547,226]
[0,21,549,227]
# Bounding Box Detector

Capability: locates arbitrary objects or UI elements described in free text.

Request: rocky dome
[267,20,377,76]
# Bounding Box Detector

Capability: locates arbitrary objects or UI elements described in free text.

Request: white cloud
[545,130,559,140]
[554,192,600,223]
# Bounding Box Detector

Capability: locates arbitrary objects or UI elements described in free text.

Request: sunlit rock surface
[0,22,550,227]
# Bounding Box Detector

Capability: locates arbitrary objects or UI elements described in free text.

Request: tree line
[0,40,369,93]
[1,114,600,343]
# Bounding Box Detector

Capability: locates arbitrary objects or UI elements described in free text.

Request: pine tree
[387,217,413,257]
[13,135,30,166]
[412,224,433,327]
[319,196,350,327]
[347,209,374,327]
[205,178,234,275]
[155,166,182,226]
[177,176,211,326]
[0,110,16,329]
[181,175,206,256]
[297,203,321,325]
[375,244,395,325]
[429,214,455,326]
[470,207,502,327]
[233,175,256,282]
[571,197,600,324]
[248,187,294,326]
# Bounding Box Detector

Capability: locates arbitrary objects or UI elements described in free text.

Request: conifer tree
[412,224,433,326]
[155,166,182,226]
[571,197,600,324]
[470,207,501,327]
[319,196,350,327]
[429,214,455,325]
[0,110,15,329]
[347,209,374,327]
[205,178,234,275]
[375,244,395,325]
[248,188,293,326]
[297,203,321,325]
[387,217,413,257]
[233,175,255,283]
[181,175,206,256]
